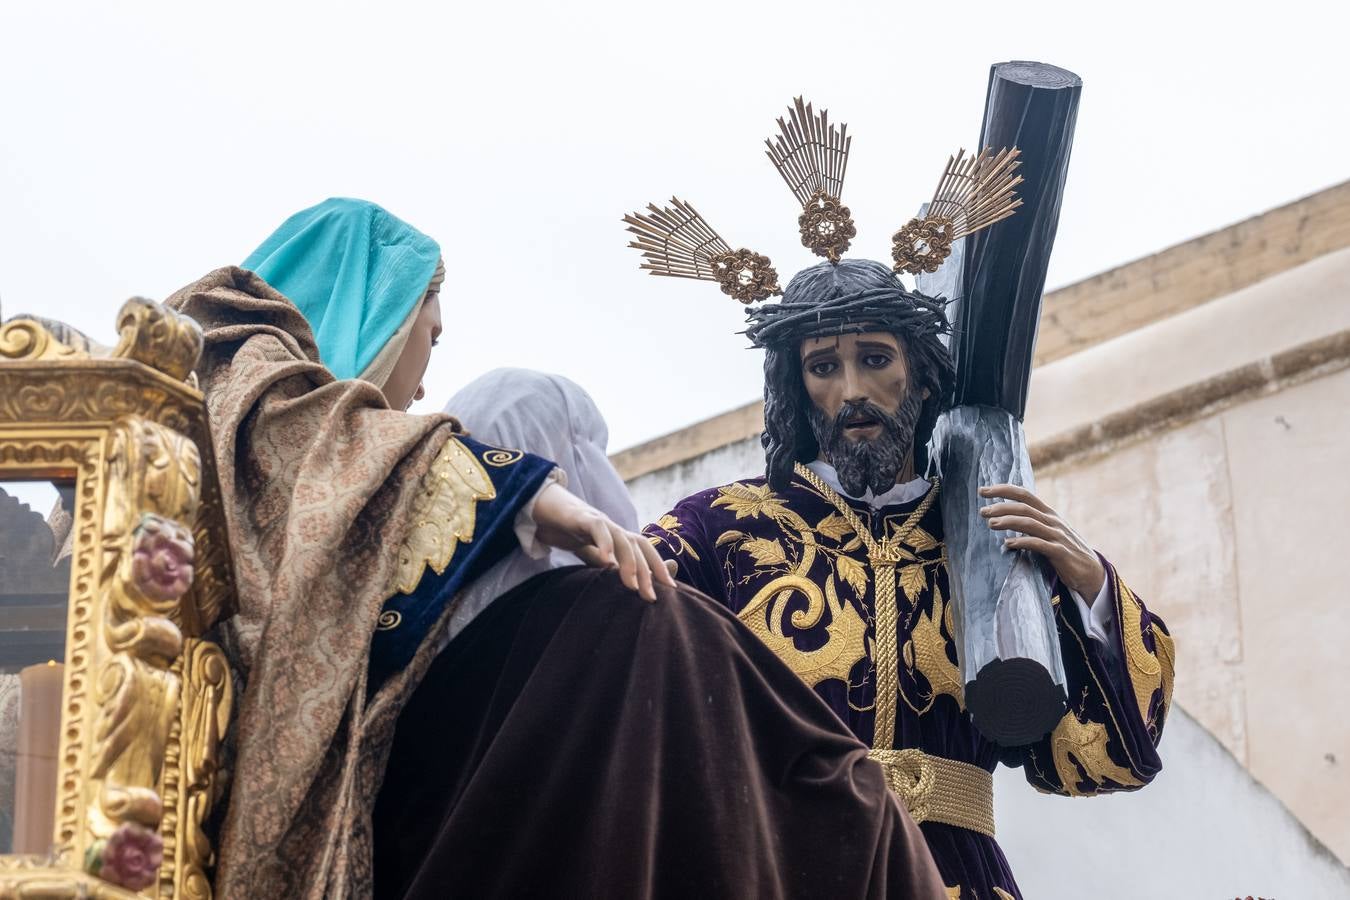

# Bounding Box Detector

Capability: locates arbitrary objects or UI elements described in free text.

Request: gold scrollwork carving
[707,248,781,304]
[0,862,143,899]
[111,298,203,383]
[0,371,193,433]
[83,416,201,888]
[798,190,857,263]
[158,640,232,900]
[2,299,239,897]
[0,436,108,860]
[891,216,956,275]
[0,318,85,363]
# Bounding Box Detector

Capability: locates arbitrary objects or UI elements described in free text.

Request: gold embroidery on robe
[654,513,703,561]
[714,482,866,686]
[705,478,967,715]
[737,574,869,687]
[394,436,496,594]
[993,889,1016,900]
[710,481,791,521]
[945,887,962,899]
[1050,709,1142,795]
[1118,574,1176,729]
[906,582,965,711]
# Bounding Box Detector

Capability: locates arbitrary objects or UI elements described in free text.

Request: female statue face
[383,294,443,411]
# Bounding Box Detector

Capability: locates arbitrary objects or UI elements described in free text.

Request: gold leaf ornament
[743,537,787,568]
[715,529,748,547]
[653,513,702,560]
[1049,710,1143,795]
[711,482,790,522]
[898,564,928,604]
[905,526,939,554]
[815,512,854,542]
[837,554,868,598]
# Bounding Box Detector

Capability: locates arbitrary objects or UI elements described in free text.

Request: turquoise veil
[243,198,442,381]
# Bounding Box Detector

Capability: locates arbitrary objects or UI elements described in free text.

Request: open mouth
[843,416,881,436]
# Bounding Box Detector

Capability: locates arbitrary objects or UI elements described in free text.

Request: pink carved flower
[131,513,195,601]
[95,822,164,891]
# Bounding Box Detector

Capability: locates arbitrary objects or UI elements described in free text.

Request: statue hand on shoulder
[978,484,1107,602]
[532,483,674,602]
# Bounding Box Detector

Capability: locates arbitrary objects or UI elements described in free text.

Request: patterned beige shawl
[167,267,464,899]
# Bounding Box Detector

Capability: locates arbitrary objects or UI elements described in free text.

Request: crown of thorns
[623,97,1023,307]
[741,278,952,349]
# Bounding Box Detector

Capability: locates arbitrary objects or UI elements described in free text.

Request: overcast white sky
[1,0,1346,455]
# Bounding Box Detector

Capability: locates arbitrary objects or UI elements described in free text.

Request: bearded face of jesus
[799,331,928,497]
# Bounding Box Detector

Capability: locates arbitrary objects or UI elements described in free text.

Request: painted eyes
[808,355,891,378]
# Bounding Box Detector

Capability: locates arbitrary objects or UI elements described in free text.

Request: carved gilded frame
[0,301,237,900]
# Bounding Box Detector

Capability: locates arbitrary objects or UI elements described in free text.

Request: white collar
[804,460,930,510]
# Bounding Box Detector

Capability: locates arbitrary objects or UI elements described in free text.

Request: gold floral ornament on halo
[767,97,854,263]
[893,147,1024,275]
[623,197,782,304]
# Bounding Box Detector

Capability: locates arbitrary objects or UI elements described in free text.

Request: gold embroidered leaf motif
[715,529,748,547]
[711,482,789,521]
[837,554,868,598]
[743,537,787,567]
[911,587,964,710]
[993,889,1016,900]
[906,526,939,553]
[1049,710,1142,795]
[1118,576,1168,725]
[816,512,854,542]
[898,564,927,604]
[395,437,496,595]
[653,513,702,560]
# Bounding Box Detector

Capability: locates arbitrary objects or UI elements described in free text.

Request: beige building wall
[1027,247,1350,862]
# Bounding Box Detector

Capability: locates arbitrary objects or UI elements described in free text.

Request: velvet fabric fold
[374,567,947,900]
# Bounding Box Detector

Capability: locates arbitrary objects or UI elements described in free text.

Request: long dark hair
[755,260,955,490]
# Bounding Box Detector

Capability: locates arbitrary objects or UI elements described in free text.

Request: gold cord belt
[868,748,996,837]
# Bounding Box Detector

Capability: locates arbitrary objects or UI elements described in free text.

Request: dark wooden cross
[919,61,1084,746]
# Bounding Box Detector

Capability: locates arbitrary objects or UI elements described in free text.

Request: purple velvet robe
[645,472,1176,900]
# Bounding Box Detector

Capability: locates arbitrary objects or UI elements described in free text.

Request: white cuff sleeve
[1067,572,1116,649]
[513,469,567,559]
